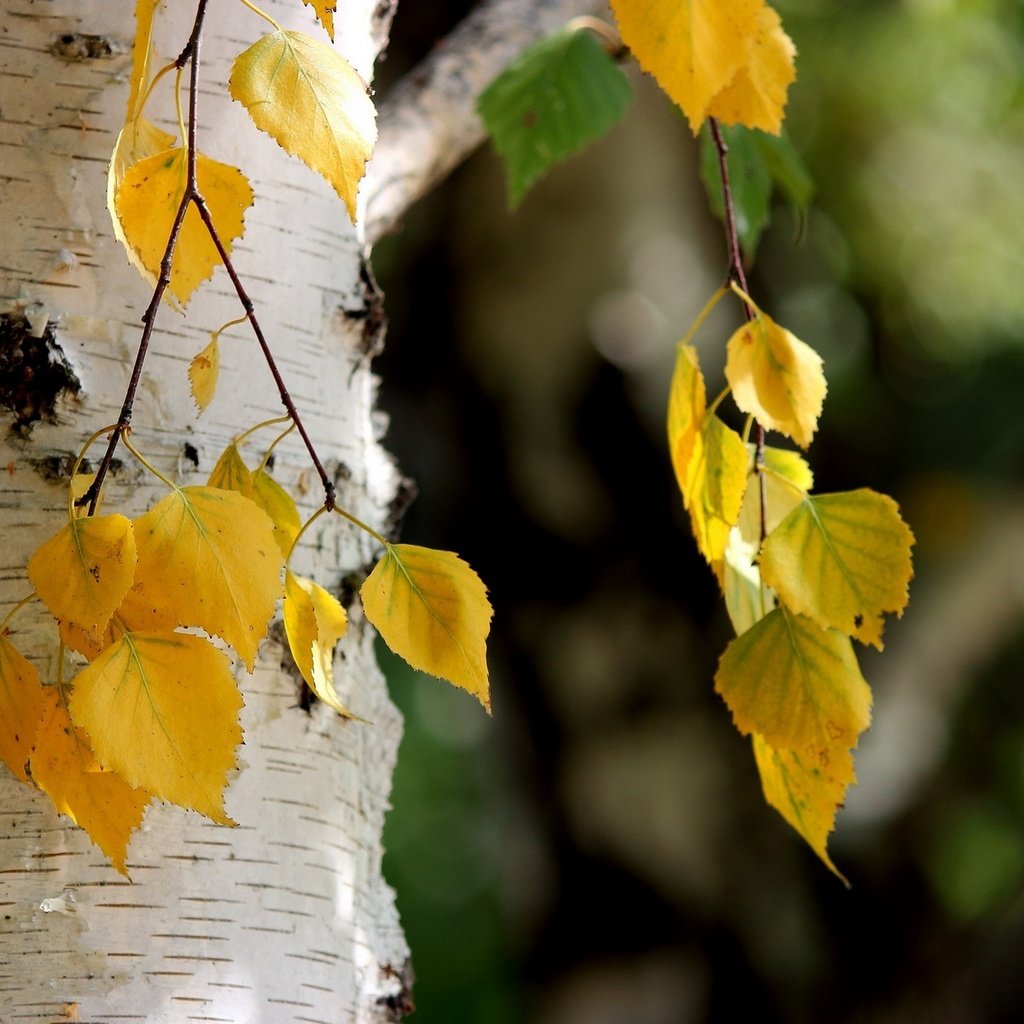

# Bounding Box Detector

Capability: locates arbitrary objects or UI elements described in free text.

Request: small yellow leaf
[715,606,872,764]
[189,336,220,413]
[302,0,336,40]
[27,515,137,634]
[0,636,45,783]
[68,632,243,824]
[283,571,353,716]
[666,343,706,490]
[706,3,797,135]
[725,310,826,448]
[115,146,253,306]
[753,733,853,882]
[737,444,813,547]
[133,486,284,671]
[127,0,164,117]
[610,0,763,133]
[252,470,302,557]
[207,443,253,495]
[229,30,377,221]
[58,620,117,661]
[683,415,749,582]
[760,489,915,649]
[31,688,150,876]
[723,526,770,637]
[361,544,492,710]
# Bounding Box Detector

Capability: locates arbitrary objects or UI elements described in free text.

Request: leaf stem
[236,0,285,33]
[285,503,330,568]
[234,414,293,449]
[332,506,391,551]
[121,433,178,492]
[708,116,768,541]
[1,594,37,634]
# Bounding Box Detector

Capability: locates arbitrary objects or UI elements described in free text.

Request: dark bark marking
[376,959,415,1021]
[49,33,126,61]
[0,314,81,437]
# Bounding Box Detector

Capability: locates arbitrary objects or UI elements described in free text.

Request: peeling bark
[0,2,407,1021]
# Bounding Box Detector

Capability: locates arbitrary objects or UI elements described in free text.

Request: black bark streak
[50,33,125,61]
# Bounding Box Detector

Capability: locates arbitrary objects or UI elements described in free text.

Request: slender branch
[708,117,768,541]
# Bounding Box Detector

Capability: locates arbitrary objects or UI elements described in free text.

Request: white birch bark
[0,1,411,1021]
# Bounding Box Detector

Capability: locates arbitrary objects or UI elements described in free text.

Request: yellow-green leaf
[715,606,872,764]
[736,444,813,547]
[723,526,771,636]
[68,632,242,824]
[253,470,302,557]
[283,571,353,716]
[753,732,853,882]
[683,414,749,583]
[667,343,706,490]
[725,309,826,448]
[0,636,45,783]
[31,687,150,876]
[301,0,336,40]
[610,0,762,133]
[229,30,376,222]
[133,486,284,670]
[207,443,253,495]
[114,146,253,307]
[361,544,492,710]
[760,489,915,649]
[189,336,220,413]
[27,515,137,634]
[228,30,376,222]
[706,3,797,136]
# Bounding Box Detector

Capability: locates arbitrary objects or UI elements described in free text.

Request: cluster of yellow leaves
[668,293,914,878]
[610,0,797,134]
[108,0,376,307]
[3,431,493,873]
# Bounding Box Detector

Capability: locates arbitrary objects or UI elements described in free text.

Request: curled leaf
[189,336,220,413]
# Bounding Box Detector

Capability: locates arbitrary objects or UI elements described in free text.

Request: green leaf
[754,130,814,209]
[478,28,632,208]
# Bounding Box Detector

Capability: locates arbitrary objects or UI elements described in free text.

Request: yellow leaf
[725,310,826,449]
[666,343,706,491]
[283,571,354,716]
[127,0,164,117]
[133,486,284,670]
[610,0,763,133]
[27,515,137,634]
[188,336,220,413]
[683,415,749,582]
[760,489,915,649]
[715,606,872,764]
[0,636,45,783]
[229,30,377,222]
[114,146,253,306]
[302,0,336,40]
[361,544,492,711]
[723,526,771,636]
[68,632,242,824]
[107,118,177,291]
[737,444,813,547]
[753,733,853,882]
[252,470,302,558]
[58,620,117,661]
[706,3,797,135]
[31,688,150,876]
[207,443,253,495]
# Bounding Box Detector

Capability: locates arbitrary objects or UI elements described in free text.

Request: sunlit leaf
[706,3,796,136]
[283,571,354,717]
[301,0,336,40]
[133,486,284,670]
[753,732,853,882]
[31,688,150,876]
[725,308,826,448]
[723,525,771,636]
[667,343,706,489]
[736,444,813,547]
[715,606,872,764]
[189,336,220,413]
[27,515,137,634]
[760,489,915,648]
[229,30,377,222]
[58,619,117,661]
[0,636,45,783]
[610,0,762,133]
[478,28,632,208]
[127,0,164,117]
[114,146,253,306]
[207,443,253,495]
[252,470,301,557]
[68,632,242,824]
[683,414,749,582]
[361,544,492,710]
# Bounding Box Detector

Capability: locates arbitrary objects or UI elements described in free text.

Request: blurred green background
[373,1,1024,1021]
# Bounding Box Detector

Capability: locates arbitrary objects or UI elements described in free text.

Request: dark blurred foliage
[374,1,1024,1022]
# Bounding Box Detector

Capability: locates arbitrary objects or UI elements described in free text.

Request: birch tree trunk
[0,2,411,1021]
